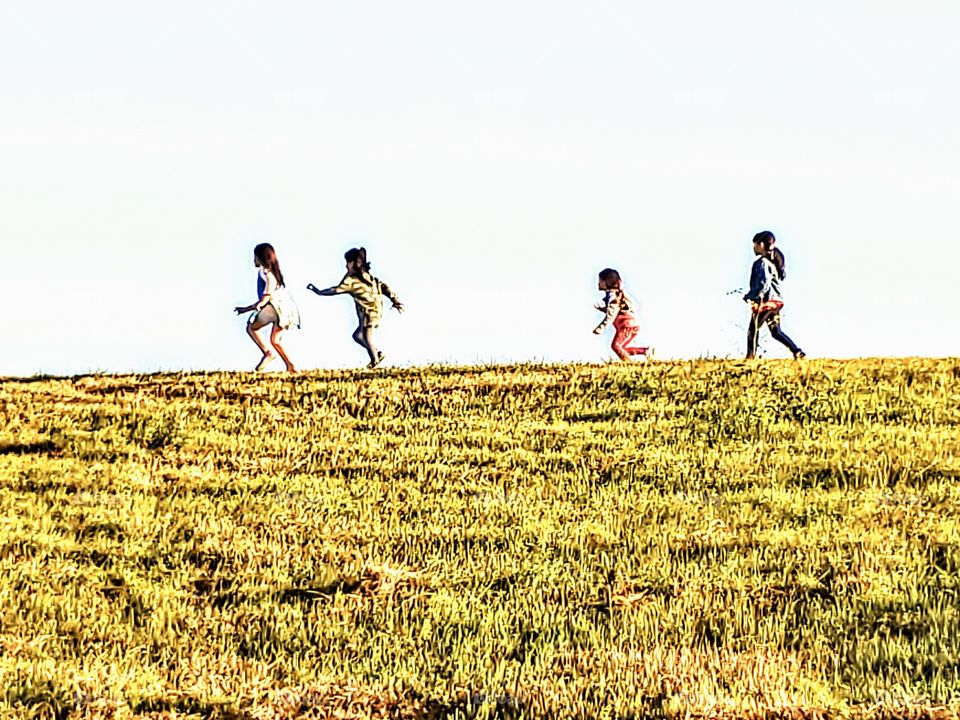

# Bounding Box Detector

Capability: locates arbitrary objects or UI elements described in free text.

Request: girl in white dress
[234,243,300,372]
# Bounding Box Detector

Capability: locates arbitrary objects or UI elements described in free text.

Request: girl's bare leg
[246,319,271,357]
[351,326,367,350]
[352,325,379,365]
[362,326,381,366]
[270,326,296,372]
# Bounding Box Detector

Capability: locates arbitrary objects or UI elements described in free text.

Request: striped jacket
[329,271,401,327]
[595,287,639,331]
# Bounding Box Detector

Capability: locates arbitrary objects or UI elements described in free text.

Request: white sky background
[2,1,958,375]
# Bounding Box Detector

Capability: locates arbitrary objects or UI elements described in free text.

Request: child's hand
[234,306,247,315]
[592,326,602,335]
[392,302,405,313]
[594,303,606,312]
[306,283,317,293]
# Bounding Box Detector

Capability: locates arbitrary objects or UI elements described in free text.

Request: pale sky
[2,1,958,376]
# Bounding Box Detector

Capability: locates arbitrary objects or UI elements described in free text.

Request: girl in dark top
[743,231,805,360]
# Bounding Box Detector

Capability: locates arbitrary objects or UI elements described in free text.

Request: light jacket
[595,287,639,331]
[329,271,401,327]
[743,256,783,306]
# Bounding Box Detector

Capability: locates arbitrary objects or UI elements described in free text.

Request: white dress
[254,269,301,330]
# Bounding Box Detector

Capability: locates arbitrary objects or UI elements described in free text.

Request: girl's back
[260,268,300,328]
[338,271,389,310]
[748,256,783,304]
[606,286,639,317]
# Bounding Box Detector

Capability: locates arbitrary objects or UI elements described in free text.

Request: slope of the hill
[1,359,959,719]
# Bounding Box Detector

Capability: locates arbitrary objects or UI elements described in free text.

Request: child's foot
[367,352,385,369]
[255,352,275,371]
[793,350,806,360]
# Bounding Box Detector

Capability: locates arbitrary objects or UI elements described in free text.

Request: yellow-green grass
[1,359,959,719]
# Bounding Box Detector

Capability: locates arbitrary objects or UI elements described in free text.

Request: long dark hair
[254,243,284,287]
[598,268,622,289]
[344,247,371,275]
[752,231,785,280]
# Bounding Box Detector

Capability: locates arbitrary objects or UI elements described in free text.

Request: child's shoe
[368,352,385,369]
[255,352,275,371]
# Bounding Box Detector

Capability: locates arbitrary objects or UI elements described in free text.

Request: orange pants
[612,315,648,360]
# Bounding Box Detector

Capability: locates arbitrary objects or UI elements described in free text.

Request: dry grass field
[1,359,959,719]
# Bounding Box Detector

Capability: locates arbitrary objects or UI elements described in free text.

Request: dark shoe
[368,352,385,369]
[793,350,806,360]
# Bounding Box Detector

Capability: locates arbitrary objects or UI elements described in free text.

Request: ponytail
[770,247,786,281]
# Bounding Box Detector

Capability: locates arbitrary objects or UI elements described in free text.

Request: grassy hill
[1,359,959,719]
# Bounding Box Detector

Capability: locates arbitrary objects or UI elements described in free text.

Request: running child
[743,231,805,359]
[307,247,404,368]
[234,243,300,372]
[593,268,652,361]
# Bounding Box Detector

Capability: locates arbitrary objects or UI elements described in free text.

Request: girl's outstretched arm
[306,280,349,297]
[379,280,404,311]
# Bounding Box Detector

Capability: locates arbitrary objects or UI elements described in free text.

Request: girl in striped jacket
[593,268,652,361]
[307,247,404,368]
